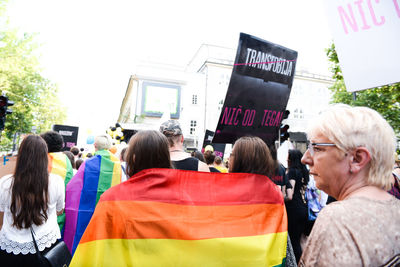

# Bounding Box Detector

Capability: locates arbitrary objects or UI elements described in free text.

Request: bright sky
[6,0,333,143]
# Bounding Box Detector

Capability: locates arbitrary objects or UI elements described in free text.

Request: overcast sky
[7,0,333,142]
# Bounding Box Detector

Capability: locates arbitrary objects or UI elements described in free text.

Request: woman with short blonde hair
[300,104,400,266]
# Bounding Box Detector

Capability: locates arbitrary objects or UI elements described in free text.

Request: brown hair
[214,156,222,165]
[229,136,275,177]
[203,150,215,165]
[11,135,49,229]
[63,150,75,169]
[165,134,181,147]
[126,130,173,178]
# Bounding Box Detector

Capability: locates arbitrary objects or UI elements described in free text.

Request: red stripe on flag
[100,168,283,206]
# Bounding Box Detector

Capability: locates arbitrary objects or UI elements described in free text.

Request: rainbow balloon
[70,168,287,266]
[64,149,122,254]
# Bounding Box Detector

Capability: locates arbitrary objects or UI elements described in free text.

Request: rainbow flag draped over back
[64,149,122,254]
[70,168,288,267]
[48,152,74,232]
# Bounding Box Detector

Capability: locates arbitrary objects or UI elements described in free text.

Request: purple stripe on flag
[64,161,86,252]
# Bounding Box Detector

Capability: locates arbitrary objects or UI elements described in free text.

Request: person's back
[160,120,209,172]
[41,131,74,186]
[64,135,122,255]
[69,131,289,266]
[172,157,199,171]
[40,131,73,233]
[214,156,228,173]
[0,135,65,266]
[69,169,287,266]
[229,136,297,266]
[203,150,220,172]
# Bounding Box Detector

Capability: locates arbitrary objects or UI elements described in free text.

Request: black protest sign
[201,130,226,159]
[52,124,79,151]
[212,33,297,145]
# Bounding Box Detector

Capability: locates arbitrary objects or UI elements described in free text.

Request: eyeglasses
[307,141,336,156]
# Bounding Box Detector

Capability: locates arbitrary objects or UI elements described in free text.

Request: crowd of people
[0,104,399,266]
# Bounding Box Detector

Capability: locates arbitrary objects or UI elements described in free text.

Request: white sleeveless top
[0,173,65,254]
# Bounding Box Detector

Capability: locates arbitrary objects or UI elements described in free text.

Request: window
[218,99,224,111]
[293,108,304,119]
[192,94,198,105]
[293,108,298,119]
[190,120,197,135]
[141,82,181,119]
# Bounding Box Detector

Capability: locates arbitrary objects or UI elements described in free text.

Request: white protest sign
[324,0,400,92]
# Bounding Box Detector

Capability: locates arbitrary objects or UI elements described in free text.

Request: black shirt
[270,163,287,186]
[172,157,199,171]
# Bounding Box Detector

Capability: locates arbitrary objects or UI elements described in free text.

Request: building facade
[118,44,334,152]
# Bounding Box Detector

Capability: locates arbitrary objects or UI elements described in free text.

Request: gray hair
[94,134,111,150]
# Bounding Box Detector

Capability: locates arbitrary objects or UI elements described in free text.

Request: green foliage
[0,4,66,152]
[326,43,400,135]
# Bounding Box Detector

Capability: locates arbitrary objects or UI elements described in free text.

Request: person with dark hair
[203,150,220,172]
[229,136,276,178]
[70,146,80,159]
[75,159,84,171]
[63,151,76,170]
[69,133,291,266]
[285,149,309,262]
[191,150,205,163]
[40,131,73,232]
[269,144,289,195]
[160,120,209,172]
[228,136,297,266]
[214,156,228,173]
[0,135,65,266]
[40,131,64,152]
[125,130,172,177]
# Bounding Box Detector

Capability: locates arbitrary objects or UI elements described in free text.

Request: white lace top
[0,173,65,255]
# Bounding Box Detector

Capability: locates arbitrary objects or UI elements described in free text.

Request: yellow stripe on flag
[111,160,122,186]
[49,152,67,180]
[70,232,287,267]
[108,152,121,186]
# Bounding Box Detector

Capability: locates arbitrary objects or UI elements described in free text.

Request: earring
[349,168,353,174]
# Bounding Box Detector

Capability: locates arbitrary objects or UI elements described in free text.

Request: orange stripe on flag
[48,154,53,173]
[80,200,287,243]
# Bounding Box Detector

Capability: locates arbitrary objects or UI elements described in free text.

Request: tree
[0,1,66,151]
[326,43,400,135]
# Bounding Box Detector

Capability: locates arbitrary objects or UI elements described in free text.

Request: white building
[118,44,334,151]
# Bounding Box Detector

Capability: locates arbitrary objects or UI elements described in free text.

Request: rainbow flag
[48,152,74,185]
[64,149,122,254]
[48,152,74,232]
[70,168,288,267]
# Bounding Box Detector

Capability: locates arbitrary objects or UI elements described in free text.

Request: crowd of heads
[4,103,400,266]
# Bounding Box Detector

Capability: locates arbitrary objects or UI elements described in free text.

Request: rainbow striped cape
[70,168,288,267]
[64,149,122,254]
[48,152,74,232]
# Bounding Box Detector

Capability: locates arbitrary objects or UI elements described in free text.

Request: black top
[286,168,307,208]
[209,167,220,173]
[270,163,287,186]
[172,157,199,171]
